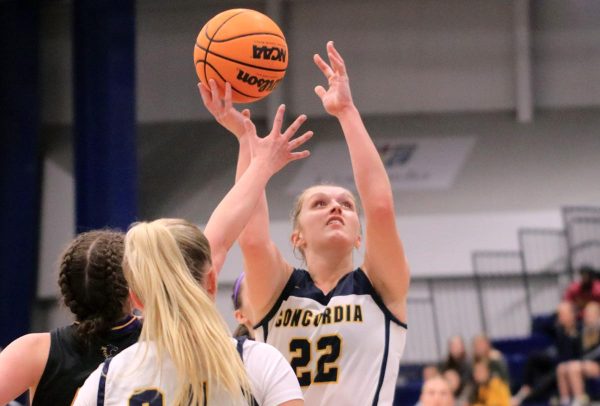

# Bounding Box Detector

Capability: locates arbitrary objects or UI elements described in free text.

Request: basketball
[194,9,288,103]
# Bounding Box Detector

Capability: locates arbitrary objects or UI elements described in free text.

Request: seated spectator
[511,301,580,405]
[556,301,600,406]
[564,265,600,318]
[472,334,510,385]
[440,336,472,387]
[443,368,472,406]
[418,376,456,406]
[423,364,442,381]
[470,359,511,406]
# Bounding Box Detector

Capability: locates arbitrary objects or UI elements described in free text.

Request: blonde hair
[124,218,250,405]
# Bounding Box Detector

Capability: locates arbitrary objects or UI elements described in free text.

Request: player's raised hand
[246,104,312,176]
[198,79,250,139]
[313,41,354,117]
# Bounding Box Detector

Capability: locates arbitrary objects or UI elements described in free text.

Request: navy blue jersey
[32,315,141,406]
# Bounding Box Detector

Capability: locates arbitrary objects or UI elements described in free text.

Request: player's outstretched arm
[204,105,312,283]
[314,41,410,322]
[0,333,49,404]
[199,81,308,320]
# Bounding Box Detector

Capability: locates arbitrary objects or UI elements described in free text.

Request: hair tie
[231,273,245,309]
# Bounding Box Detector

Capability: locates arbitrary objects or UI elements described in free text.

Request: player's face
[294,186,361,253]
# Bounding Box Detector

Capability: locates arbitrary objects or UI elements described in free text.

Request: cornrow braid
[58,230,128,347]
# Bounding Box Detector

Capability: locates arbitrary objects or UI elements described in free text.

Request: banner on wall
[286,135,476,193]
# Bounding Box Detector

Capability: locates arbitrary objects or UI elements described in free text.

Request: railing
[403,207,600,365]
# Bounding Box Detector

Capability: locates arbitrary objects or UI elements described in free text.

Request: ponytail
[124,219,250,404]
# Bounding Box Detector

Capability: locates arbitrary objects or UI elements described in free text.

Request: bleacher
[393,206,600,405]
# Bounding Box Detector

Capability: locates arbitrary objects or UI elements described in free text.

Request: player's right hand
[198,79,251,139]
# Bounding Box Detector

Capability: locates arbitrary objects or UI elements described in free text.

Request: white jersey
[73,337,302,406]
[254,268,407,406]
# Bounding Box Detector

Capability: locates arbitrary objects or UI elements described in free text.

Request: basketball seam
[203,10,247,86]
[203,30,285,43]
[195,59,260,100]
[195,43,286,73]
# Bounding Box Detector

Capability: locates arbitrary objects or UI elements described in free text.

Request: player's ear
[234,309,248,325]
[291,230,305,249]
[354,234,361,250]
[205,268,217,299]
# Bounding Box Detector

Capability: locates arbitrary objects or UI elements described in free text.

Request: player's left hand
[313,41,355,117]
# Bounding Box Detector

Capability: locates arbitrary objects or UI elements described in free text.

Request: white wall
[41,0,600,124]
[36,0,600,332]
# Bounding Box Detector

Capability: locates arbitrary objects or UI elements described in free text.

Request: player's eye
[313,200,326,208]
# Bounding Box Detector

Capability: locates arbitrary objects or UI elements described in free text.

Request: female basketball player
[0,230,141,406]
[200,41,410,405]
[74,105,311,405]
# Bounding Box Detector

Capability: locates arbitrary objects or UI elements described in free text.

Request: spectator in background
[443,369,471,406]
[418,376,456,406]
[556,301,600,406]
[472,334,510,385]
[511,301,581,405]
[441,336,472,382]
[564,265,600,318]
[470,359,511,406]
[423,365,442,381]
[439,336,472,405]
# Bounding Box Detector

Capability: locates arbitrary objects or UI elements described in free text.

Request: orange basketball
[194,9,288,103]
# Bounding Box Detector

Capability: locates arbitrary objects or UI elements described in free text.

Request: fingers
[314,86,326,100]
[270,104,286,135]
[288,130,313,151]
[243,117,257,137]
[289,150,311,162]
[241,109,251,118]
[282,114,307,140]
[313,53,334,80]
[223,82,232,110]
[198,82,212,105]
[208,78,220,99]
[327,41,347,76]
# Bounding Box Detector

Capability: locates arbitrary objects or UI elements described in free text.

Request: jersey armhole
[356,268,408,329]
[252,269,302,334]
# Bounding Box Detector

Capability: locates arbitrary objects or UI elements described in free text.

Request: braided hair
[58,230,129,347]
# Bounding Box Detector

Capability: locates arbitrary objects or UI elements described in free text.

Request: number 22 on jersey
[289,334,342,386]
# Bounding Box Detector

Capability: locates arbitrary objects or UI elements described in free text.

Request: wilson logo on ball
[236,69,282,92]
[252,45,286,62]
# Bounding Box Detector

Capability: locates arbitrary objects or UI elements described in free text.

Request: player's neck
[305,251,354,295]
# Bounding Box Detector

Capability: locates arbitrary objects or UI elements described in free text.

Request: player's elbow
[366,198,396,220]
[239,233,269,255]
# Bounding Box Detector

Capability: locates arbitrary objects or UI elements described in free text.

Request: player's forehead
[303,185,355,201]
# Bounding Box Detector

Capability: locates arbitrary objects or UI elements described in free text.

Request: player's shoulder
[4,332,50,357]
[104,341,145,369]
[242,339,286,364]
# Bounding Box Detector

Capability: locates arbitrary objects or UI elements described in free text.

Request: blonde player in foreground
[201,41,410,405]
[73,105,312,405]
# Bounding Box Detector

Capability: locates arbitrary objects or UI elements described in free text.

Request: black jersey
[32,314,141,406]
